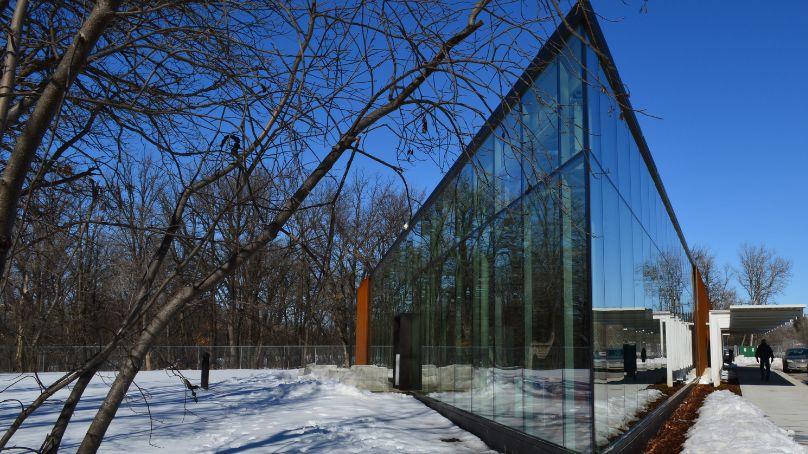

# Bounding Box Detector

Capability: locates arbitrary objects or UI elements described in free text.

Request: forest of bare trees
[0,169,409,371]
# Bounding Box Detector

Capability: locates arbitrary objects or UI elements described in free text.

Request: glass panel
[559,36,584,166]
[522,61,559,187]
[523,174,563,444]
[494,110,523,211]
[474,136,495,230]
[456,164,475,241]
[599,68,618,185]
[560,156,591,451]
[493,199,524,429]
[455,236,474,412]
[471,225,494,419]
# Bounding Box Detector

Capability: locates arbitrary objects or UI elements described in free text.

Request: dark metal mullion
[581,35,597,454]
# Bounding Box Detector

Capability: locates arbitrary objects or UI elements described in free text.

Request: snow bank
[734,356,784,370]
[304,364,392,392]
[698,369,712,384]
[683,390,806,454]
[0,369,492,453]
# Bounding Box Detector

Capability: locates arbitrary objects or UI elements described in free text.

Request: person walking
[755,339,775,381]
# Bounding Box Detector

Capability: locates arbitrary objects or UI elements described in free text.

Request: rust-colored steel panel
[692,268,711,375]
[355,277,371,365]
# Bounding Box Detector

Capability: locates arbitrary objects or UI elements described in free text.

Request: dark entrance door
[393,313,421,391]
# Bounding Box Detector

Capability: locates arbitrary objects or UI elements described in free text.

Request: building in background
[355,2,710,452]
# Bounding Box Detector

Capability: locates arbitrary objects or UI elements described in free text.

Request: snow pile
[304,364,392,392]
[0,370,492,453]
[698,369,712,384]
[733,356,784,370]
[683,390,806,454]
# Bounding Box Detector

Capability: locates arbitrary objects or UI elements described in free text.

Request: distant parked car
[783,347,808,372]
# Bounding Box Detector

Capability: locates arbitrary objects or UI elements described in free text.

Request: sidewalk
[736,365,808,446]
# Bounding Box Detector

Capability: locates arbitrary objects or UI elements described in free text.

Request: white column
[664,317,673,387]
[708,311,729,387]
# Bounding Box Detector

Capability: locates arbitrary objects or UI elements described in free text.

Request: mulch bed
[643,378,741,453]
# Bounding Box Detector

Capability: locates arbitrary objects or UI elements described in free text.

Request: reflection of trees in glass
[521,71,559,187]
[642,250,685,315]
[524,179,562,368]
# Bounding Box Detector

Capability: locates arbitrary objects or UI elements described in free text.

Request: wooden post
[693,268,710,376]
[200,350,210,390]
[355,277,371,365]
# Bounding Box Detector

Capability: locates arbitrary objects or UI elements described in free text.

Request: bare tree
[0,0,122,275]
[737,243,792,305]
[691,245,739,310]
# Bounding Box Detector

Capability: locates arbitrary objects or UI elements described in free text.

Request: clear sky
[369,0,808,307]
[592,0,808,307]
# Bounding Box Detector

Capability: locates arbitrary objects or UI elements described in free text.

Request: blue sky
[363,1,808,306]
[592,0,808,306]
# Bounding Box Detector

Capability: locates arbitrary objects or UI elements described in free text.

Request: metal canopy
[727,304,806,334]
[592,307,658,330]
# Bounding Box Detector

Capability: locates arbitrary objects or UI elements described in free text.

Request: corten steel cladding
[693,268,710,375]
[355,277,371,365]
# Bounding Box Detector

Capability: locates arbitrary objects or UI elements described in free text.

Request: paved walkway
[736,366,808,446]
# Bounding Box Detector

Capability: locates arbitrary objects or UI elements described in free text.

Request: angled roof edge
[370,0,695,279]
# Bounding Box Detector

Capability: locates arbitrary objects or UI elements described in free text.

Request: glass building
[360,2,708,452]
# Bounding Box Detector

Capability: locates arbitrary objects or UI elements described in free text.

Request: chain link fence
[0,345,354,373]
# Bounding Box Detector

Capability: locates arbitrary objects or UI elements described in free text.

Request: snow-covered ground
[683,390,806,454]
[0,369,492,453]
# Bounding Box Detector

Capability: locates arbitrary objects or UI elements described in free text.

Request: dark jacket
[755,343,774,362]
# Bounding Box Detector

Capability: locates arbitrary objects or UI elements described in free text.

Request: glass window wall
[369,18,696,454]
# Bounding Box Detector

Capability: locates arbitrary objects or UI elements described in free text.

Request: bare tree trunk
[0,0,28,135]
[253,308,266,369]
[13,322,24,371]
[341,339,349,368]
[0,0,120,277]
[40,368,95,454]
[227,284,238,368]
[227,319,237,368]
[77,287,196,453]
[142,318,153,371]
